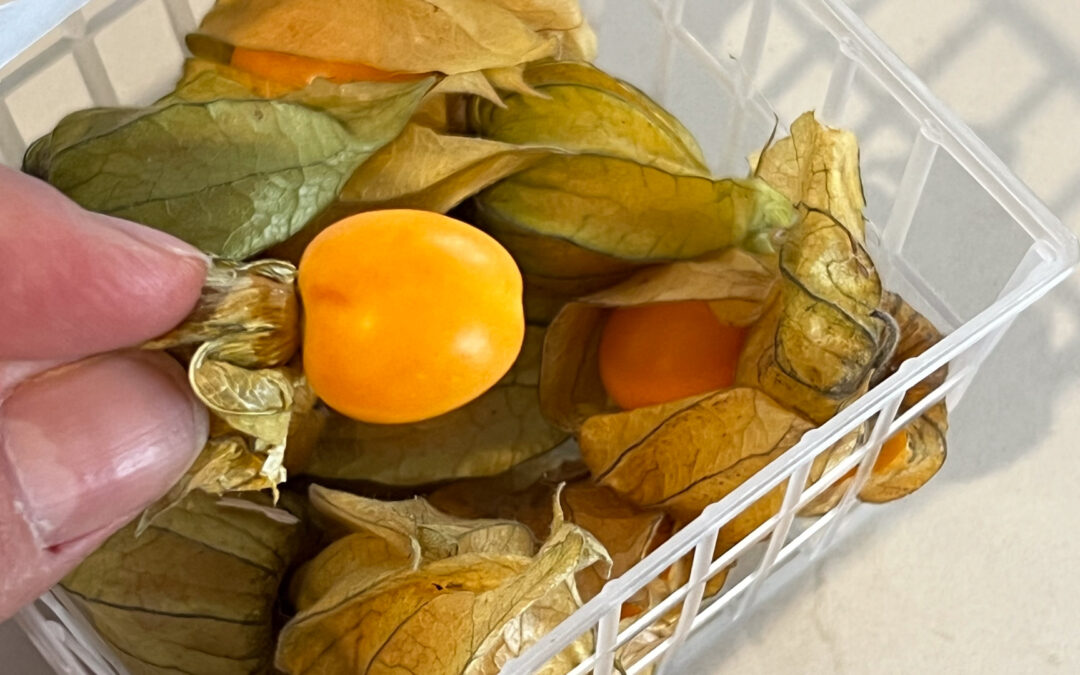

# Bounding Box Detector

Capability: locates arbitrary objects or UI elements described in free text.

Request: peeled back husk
[139,259,313,524]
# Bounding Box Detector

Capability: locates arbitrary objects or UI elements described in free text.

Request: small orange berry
[299,210,524,424]
[597,300,745,410]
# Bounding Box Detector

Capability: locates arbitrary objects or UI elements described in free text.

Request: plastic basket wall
[2,0,1076,673]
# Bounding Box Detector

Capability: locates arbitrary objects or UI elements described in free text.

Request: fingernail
[0,351,208,548]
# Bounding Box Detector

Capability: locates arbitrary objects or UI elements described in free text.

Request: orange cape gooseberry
[298,210,525,424]
[598,300,746,410]
[230,47,427,88]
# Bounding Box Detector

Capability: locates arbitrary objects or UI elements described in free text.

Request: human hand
[0,166,210,621]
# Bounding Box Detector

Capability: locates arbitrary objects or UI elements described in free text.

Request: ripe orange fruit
[597,300,745,410]
[840,429,909,483]
[230,47,426,88]
[299,210,524,424]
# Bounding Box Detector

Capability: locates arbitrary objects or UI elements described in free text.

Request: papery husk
[735,209,890,424]
[339,123,556,213]
[752,110,867,242]
[874,291,949,408]
[579,387,813,523]
[302,325,569,487]
[140,259,312,523]
[539,248,780,431]
[431,474,671,613]
[475,156,796,283]
[859,402,947,502]
[276,495,609,675]
[62,492,301,675]
[194,0,596,78]
[307,485,537,561]
[799,292,950,511]
[469,60,708,175]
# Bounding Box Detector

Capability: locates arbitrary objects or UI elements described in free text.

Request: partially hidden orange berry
[230,47,427,88]
[597,300,746,410]
[843,429,909,481]
[299,210,525,424]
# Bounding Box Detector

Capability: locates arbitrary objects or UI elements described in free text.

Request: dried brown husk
[194,0,596,85]
[275,497,609,675]
[469,60,709,175]
[140,259,314,521]
[735,209,889,424]
[302,325,569,487]
[62,492,301,675]
[752,110,867,242]
[539,248,780,431]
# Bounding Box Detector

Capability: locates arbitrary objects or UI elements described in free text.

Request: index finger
[0,167,207,361]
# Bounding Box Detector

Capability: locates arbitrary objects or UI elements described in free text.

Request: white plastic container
[2,0,1076,673]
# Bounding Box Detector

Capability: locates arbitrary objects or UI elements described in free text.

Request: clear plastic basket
[2,0,1076,673]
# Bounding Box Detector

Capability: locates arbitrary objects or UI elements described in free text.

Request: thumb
[0,351,208,620]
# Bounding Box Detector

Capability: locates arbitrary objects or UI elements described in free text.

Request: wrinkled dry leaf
[432,70,506,105]
[476,155,795,282]
[579,387,813,524]
[25,70,429,259]
[470,60,708,175]
[798,425,865,517]
[268,120,551,261]
[801,292,949,512]
[754,111,866,241]
[63,492,300,675]
[559,482,670,604]
[276,512,608,675]
[539,248,779,431]
[303,326,569,486]
[197,0,591,75]
[736,210,888,424]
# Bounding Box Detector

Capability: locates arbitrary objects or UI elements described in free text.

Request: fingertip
[0,168,208,360]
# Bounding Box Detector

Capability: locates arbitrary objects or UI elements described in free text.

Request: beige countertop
[3,0,1079,672]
